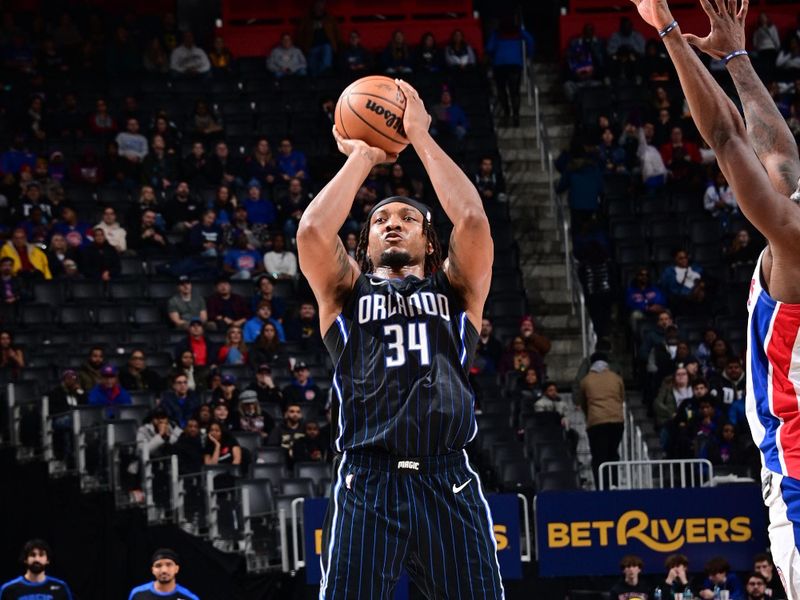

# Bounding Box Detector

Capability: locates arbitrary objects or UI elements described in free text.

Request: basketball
[334,75,409,154]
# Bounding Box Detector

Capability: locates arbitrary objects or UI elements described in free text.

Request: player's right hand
[683,0,748,60]
[331,126,398,164]
[629,0,675,31]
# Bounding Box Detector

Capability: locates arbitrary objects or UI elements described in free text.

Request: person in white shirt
[95,206,127,253]
[170,31,211,75]
[636,122,667,189]
[263,233,297,279]
[116,118,148,163]
[703,170,738,218]
[753,13,780,54]
[267,33,307,77]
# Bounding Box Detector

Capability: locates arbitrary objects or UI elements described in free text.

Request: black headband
[151,548,180,566]
[367,196,432,224]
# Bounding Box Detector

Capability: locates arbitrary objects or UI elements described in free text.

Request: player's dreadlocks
[355,218,443,276]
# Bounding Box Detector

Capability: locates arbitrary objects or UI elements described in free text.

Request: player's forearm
[662,30,748,150]
[297,151,372,241]
[727,56,800,195]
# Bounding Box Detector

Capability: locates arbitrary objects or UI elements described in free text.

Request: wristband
[659,20,679,38]
[723,49,748,64]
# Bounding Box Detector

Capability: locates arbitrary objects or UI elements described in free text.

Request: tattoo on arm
[333,238,351,282]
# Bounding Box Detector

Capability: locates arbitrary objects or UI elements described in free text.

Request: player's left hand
[683,0,748,60]
[629,0,675,31]
[395,79,431,142]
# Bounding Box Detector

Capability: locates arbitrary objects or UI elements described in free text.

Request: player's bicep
[443,216,493,307]
[717,137,800,246]
[298,234,360,303]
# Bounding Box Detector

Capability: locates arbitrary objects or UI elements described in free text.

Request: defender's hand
[395,79,431,142]
[683,0,748,59]
[629,0,675,31]
[331,126,398,164]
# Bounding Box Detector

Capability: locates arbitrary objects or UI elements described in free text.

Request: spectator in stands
[142,134,178,192]
[167,276,207,329]
[129,209,168,257]
[267,33,307,78]
[284,301,321,346]
[659,248,705,313]
[242,180,276,226]
[296,0,339,76]
[633,122,668,191]
[223,232,264,280]
[252,275,286,318]
[248,364,284,407]
[660,126,701,185]
[752,13,780,74]
[1,227,51,279]
[703,169,738,222]
[641,39,671,83]
[711,357,746,419]
[0,330,24,381]
[24,96,46,142]
[699,557,744,600]
[106,25,140,74]
[137,407,182,457]
[512,367,542,431]
[237,389,273,440]
[174,319,215,366]
[339,30,372,75]
[190,100,224,141]
[263,233,297,280]
[212,374,240,409]
[88,98,117,136]
[207,275,250,330]
[204,421,241,465]
[88,365,132,410]
[499,335,544,380]
[659,554,692,598]
[706,338,734,380]
[486,15,534,126]
[170,31,210,77]
[94,206,127,253]
[598,128,627,173]
[294,420,328,463]
[249,323,287,369]
[208,35,233,74]
[578,350,625,488]
[609,555,650,600]
[475,317,503,374]
[705,422,752,468]
[279,177,312,241]
[276,137,308,181]
[415,32,442,73]
[47,369,85,460]
[606,17,645,81]
[753,553,787,600]
[168,351,204,394]
[726,229,760,267]
[181,142,208,188]
[382,30,413,74]
[776,37,800,79]
[216,325,248,365]
[209,185,236,226]
[205,141,242,187]
[694,327,718,374]
[164,181,202,233]
[445,29,476,71]
[77,346,104,392]
[578,240,615,338]
[430,86,469,142]
[519,315,551,358]
[80,228,120,281]
[1,134,35,176]
[173,417,204,474]
[625,267,668,331]
[564,23,604,103]
[556,137,604,231]
[647,324,681,384]
[119,349,164,393]
[267,402,305,460]
[71,148,103,186]
[654,365,693,432]
[103,140,137,188]
[0,256,22,320]
[690,397,726,460]
[116,118,148,167]
[186,209,222,257]
[743,573,769,600]
[246,139,279,190]
[143,37,169,74]
[283,362,322,409]
[161,374,200,428]
[244,301,285,344]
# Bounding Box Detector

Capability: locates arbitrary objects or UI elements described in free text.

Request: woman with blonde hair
[217,325,248,365]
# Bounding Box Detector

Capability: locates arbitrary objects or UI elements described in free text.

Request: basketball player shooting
[297,79,504,599]
[632,0,800,594]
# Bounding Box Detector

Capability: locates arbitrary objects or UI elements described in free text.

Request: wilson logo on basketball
[365,99,405,135]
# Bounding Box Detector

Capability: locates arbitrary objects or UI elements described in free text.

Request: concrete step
[516,239,561,255]
[528,262,571,278]
[506,170,552,185]
[537,313,582,330]
[507,204,554,220]
[521,274,569,291]
[533,62,560,75]
[550,337,585,356]
[526,288,572,305]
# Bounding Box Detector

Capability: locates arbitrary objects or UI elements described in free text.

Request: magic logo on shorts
[546,510,752,552]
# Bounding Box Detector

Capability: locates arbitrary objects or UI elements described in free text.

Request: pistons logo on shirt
[65,230,85,247]
[237,255,256,270]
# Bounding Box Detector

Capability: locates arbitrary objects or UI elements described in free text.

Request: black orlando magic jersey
[323,270,479,456]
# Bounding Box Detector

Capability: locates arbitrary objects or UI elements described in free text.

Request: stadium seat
[499,460,536,494]
[251,463,286,487]
[294,462,330,489]
[280,477,316,498]
[537,471,580,492]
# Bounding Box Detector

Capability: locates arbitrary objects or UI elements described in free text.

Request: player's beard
[28,562,45,574]
[157,573,174,583]
[378,248,413,271]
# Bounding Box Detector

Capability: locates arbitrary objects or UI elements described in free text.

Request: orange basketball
[334,75,409,154]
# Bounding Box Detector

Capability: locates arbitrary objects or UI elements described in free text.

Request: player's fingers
[709,0,724,16]
[727,0,737,18]
[697,0,718,19]
[737,0,748,21]
[682,33,703,47]
[395,79,419,102]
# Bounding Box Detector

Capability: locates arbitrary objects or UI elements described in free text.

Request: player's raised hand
[683,0,748,59]
[331,125,398,164]
[395,79,431,142]
[629,0,676,31]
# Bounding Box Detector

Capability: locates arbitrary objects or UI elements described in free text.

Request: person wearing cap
[242,178,277,225]
[282,361,322,410]
[212,374,240,411]
[206,275,250,330]
[237,389,274,439]
[247,364,283,408]
[243,300,286,344]
[167,276,207,329]
[579,350,625,489]
[0,539,74,600]
[160,373,201,428]
[137,407,182,456]
[0,227,51,279]
[128,548,199,600]
[87,365,132,414]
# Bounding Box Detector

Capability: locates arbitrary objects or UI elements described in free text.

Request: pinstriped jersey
[323,271,479,456]
[746,248,800,478]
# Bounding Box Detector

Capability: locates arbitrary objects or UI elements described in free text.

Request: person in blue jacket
[486,14,534,127]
